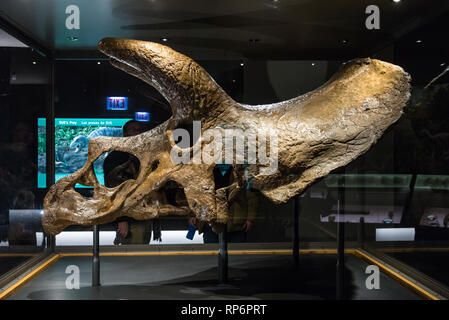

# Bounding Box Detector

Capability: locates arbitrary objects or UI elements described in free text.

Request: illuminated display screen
[107,97,128,110]
[37,118,132,188]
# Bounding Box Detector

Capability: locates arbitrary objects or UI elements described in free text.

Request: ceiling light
[161,38,168,42]
[392,0,401,3]
[97,62,101,65]
[311,63,315,66]
[416,39,422,43]
[32,61,36,65]
[240,62,244,67]
[341,39,348,44]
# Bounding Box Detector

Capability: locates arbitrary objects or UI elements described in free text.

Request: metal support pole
[50,235,55,252]
[357,217,365,248]
[293,195,300,269]
[336,177,345,300]
[46,234,55,253]
[45,60,55,254]
[401,172,417,225]
[92,225,100,287]
[218,227,228,283]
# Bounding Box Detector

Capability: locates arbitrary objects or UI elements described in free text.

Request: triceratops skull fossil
[42,38,411,235]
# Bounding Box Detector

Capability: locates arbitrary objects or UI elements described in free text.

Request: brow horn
[98,38,235,121]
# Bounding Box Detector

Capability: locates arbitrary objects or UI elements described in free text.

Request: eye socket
[74,187,94,198]
[97,151,141,187]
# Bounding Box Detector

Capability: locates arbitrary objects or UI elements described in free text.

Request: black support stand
[357,216,365,248]
[336,177,345,300]
[92,225,100,287]
[45,55,55,255]
[45,234,55,253]
[293,195,300,269]
[218,227,228,283]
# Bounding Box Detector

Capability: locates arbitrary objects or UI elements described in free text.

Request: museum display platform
[0,254,35,278]
[385,251,449,288]
[0,243,441,300]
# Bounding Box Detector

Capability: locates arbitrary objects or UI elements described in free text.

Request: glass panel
[0,31,50,275]
[53,59,171,245]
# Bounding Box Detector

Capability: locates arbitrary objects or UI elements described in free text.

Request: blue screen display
[37,118,132,188]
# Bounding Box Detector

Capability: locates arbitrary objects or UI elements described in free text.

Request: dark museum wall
[0,47,50,246]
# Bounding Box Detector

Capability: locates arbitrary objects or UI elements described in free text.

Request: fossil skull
[42,38,411,235]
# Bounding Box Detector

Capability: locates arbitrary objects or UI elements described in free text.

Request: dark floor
[7,254,420,300]
[386,251,449,288]
[0,256,31,277]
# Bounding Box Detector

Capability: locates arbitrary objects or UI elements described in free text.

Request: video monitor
[38,118,132,188]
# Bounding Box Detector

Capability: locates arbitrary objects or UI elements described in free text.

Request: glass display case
[0,40,50,282]
[0,0,448,303]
